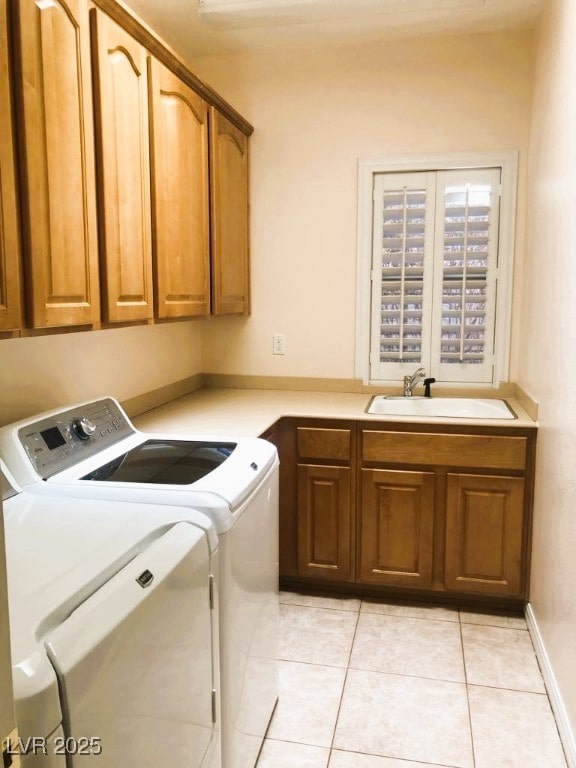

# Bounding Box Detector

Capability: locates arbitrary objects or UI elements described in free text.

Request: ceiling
[126,0,544,61]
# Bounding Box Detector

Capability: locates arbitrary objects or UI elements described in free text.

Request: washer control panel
[18,398,136,479]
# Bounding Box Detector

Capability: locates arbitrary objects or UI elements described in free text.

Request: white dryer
[0,397,279,768]
[1,463,221,768]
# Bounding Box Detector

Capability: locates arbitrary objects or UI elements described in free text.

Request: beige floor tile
[469,685,567,768]
[360,599,459,622]
[461,623,545,692]
[256,739,329,768]
[333,669,473,768]
[329,751,456,767]
[350,613,465,682]
[267,660,346,748]
[279,591,361,612]
[460,609,527,630]
[280,604,358,667]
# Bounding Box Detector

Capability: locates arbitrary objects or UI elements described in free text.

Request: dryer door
[44,523,218,768]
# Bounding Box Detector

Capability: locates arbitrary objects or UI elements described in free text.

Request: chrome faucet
[403,367,426,397]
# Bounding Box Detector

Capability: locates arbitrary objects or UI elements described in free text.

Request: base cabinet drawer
[444,473,526,597]
[358,468,435,588]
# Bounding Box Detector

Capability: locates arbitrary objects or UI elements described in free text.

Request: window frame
[355,151,518,388]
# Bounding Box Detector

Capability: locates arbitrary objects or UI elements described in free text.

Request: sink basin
[366,396,516,420]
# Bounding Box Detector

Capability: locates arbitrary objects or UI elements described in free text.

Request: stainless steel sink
[366,396,516,420]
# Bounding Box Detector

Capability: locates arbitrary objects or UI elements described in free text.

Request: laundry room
[1,0,576,766]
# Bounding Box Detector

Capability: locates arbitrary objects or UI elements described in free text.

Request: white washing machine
[0,397,279,768]
[1,463,221,768]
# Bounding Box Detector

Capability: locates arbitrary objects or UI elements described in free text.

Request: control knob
[71,417,97,441]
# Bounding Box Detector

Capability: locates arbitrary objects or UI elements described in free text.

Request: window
[356,154,517,387]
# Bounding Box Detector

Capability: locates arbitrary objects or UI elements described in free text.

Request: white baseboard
[526,603,576,767]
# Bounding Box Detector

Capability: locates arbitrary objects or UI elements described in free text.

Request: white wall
[0,321,203,425]
[193,31,535,381]
[519,0,576,746]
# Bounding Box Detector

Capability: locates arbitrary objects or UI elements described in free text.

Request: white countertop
[133,388,537,437]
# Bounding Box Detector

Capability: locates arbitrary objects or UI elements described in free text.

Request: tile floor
[257,591,568,768]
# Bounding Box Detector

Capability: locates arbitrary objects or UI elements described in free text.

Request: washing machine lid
[2,479,217,740]
[0,396,278,512]
[72,434,278,510]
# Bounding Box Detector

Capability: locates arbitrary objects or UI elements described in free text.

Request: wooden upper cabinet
[90,9,153,323]
[148,58,210,319]
[12,0,100,328]
[209,107,250,316]
[0,0,22,333]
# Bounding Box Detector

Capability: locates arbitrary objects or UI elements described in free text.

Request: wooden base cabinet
[291,423,356,583]
[358,468,435,589]
[445,473,526,597]
[275,418,536,606]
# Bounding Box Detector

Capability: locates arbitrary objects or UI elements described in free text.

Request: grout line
[279,602,360,615]
[459,608,478,768]
[329,744,462,767]
[327,604,362,762]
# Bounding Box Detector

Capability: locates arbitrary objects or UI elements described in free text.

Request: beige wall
[519,0,576,750]
[0,321,204,426]
[194,31,535,381]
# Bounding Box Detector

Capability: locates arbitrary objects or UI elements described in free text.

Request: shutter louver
[375,175,433,368]
[441,185,491,364]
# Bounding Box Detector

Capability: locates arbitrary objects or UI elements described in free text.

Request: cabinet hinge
[212,689,217,723]
[209,575,214,609]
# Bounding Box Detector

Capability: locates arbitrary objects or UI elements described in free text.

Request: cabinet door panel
[209,108,249,315]
[148,59,210,318]
[358,468,435,587]
[297,464,353,581]
[15,0,99,328]
[445,473,525,596]
[0,1,22,332]
[91,10,153,322]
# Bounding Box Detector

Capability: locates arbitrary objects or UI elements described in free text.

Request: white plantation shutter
[370,167,502,385]
[370,172,435,380]
[432,168,501,383]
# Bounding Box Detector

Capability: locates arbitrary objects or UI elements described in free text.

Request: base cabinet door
[444,473,525,597]
[297,464,353,582]
[358,468,435,588]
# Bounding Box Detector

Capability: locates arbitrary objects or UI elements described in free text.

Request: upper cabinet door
[148,58,210,319]
[13,0,100,328]
[0,0,22,333]
[90,9,153,323]
[209,108,250,316]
